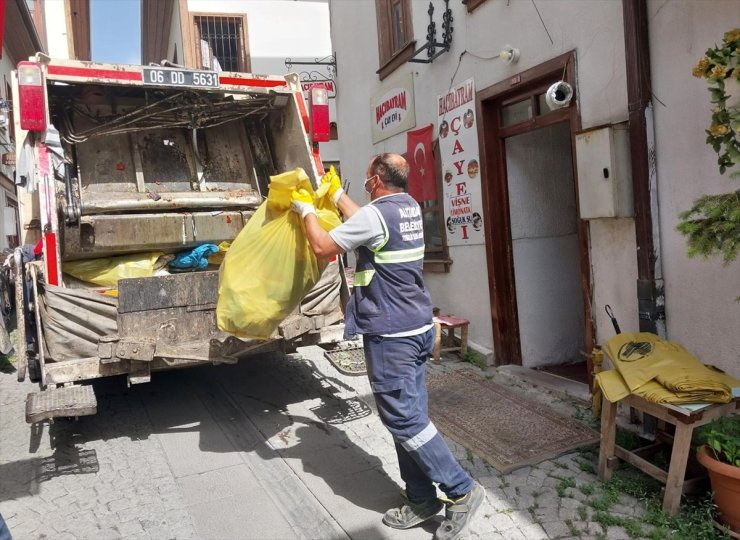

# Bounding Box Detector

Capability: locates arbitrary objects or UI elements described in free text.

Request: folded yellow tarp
[596,332,740,405]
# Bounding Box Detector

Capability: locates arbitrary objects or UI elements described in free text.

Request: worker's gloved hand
[322,168,344,205]
[291,189,316,218]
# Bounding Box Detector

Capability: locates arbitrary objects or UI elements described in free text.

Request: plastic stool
[431,313,469,363]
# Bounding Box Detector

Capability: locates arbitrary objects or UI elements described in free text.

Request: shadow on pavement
[15,351,405,519]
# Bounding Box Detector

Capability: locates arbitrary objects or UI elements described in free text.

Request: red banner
[406,123,437,203]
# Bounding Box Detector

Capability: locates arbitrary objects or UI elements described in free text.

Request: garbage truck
[8,56,346,423]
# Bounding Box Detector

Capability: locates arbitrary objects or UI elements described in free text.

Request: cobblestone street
[1,347,658,539]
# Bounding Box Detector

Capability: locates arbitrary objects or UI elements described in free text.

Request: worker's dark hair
[368,153,408,191]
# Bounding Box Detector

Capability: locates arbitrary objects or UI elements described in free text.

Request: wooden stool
[598,393,739,516]
[431,314,469,363]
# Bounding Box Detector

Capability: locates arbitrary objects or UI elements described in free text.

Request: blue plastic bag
[170,244,219,270]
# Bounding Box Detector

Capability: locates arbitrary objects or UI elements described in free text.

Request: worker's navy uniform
[345,193,474,503]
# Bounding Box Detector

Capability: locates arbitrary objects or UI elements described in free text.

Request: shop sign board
[371,73,416,143]
[437,78,485,246]
[301,80,336,99]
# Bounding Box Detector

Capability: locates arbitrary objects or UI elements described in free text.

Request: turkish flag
[406,124,437,203]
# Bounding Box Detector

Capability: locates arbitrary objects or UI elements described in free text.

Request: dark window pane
[391,1,405,52]
[423,208,443,249]
[197,17,242,72]
[501,99,532,127]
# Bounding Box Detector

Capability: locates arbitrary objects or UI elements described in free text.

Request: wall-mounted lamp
[499,45,520,65]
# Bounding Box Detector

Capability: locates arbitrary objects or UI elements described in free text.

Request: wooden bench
[431,313,469,363]
[598,393,740,516]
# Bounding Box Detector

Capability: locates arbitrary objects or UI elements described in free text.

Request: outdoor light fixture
[499,45,520,65]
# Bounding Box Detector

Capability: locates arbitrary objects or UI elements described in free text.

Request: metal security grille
[194,15,246,72]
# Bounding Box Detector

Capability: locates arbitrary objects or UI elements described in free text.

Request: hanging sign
[301,80,336,99]
[371,73,416,143]
[437,78,485,246]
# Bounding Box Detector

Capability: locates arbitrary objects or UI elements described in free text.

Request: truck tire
[27,356,41,383]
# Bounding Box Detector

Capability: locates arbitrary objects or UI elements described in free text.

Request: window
[404,143,451,272]
[191,14,250,72]
[375,0,415,80]
[5,195,19,249]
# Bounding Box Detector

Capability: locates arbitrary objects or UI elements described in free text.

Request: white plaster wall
[187,0,338,160]
[647,1,740,376]
[330,0,631,355]
[44,0,70,59]
[589,218,640,343]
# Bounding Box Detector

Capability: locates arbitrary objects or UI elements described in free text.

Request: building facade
[141,0,339,168]
[0,0,48,252]
[329,0,739,377]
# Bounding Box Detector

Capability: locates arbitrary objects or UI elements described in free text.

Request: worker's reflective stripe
[354,269,376,287]
[369,205,390,253]
[374,245,425,264]
[401,422,438,451]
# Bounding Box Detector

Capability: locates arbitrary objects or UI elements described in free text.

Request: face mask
[364,175,377,194]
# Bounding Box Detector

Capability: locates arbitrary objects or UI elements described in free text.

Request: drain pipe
[622,0,666,338]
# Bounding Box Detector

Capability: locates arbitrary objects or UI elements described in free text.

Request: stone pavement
[301,346,655,540]
[0,345,655,540]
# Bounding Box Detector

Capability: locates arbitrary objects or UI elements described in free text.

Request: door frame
[476,50,594,367]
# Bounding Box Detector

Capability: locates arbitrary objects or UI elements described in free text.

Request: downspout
[622,0,666,338]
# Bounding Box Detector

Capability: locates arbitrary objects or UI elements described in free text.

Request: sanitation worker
[290,153,484,539]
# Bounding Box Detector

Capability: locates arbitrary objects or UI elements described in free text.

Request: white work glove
[291,189,317,219]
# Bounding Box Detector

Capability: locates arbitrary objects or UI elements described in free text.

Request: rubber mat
[427,369,599,473]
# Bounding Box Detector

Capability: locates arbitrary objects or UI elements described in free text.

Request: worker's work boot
[434,482,485,540]
[382,491,443,529]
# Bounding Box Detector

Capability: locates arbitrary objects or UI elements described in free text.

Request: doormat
[427,369,599,473]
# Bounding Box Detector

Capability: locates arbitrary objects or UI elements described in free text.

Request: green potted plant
[696,415,740,535]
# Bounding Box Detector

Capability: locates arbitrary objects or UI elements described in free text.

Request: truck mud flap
[25,384,97,423]
[321,342,366,376]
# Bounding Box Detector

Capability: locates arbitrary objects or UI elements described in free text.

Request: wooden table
[598,393,739,515]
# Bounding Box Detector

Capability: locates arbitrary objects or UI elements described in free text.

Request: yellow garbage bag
[62,252,164,287]
[217,168,341,339]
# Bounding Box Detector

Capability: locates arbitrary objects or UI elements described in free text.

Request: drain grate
[323,346,366,376]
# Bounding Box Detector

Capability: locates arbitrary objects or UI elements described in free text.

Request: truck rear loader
[8,56,345,423]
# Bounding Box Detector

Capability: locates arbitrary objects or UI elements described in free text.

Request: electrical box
[575,125,633,219]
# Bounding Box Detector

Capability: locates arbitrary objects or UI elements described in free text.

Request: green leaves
[704,415,740,467]
[677,190,740,263]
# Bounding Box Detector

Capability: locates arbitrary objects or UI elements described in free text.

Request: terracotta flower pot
[697,445,740,534]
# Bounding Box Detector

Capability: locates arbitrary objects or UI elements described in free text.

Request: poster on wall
[437,78,485,246]
[371,73,416,143]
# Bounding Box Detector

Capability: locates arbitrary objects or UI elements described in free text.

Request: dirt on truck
[7,57,346,423]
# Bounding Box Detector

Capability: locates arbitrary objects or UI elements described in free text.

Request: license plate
[142,67,220,89]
